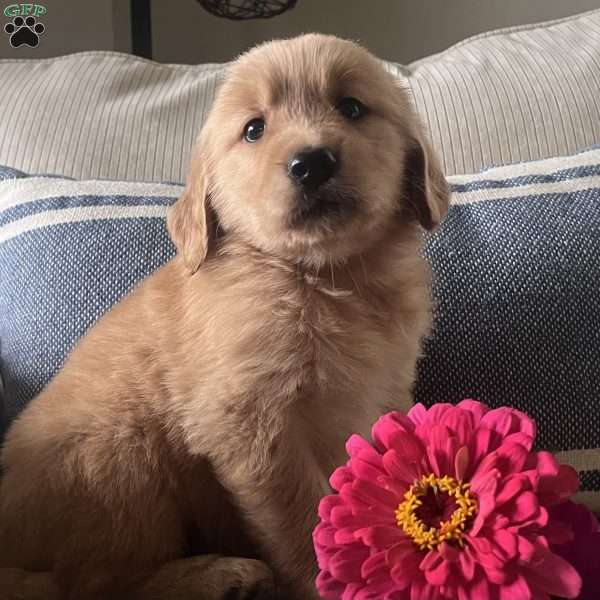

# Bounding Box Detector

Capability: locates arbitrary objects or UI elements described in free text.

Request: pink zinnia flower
[313,400,584,600]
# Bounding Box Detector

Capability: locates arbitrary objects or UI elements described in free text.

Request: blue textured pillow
[416,148,600,510]
[0,151,598,510]
[0,168,180,431]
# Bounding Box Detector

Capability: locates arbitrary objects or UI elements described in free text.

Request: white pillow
[0,9,598,181]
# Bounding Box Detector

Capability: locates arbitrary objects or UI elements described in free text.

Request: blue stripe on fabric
[0,166,76,181]
[0,166,26,180]
[0,194,179,228]
[451,163,600,193]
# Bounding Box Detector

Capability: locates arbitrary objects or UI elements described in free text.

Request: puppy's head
[168,34,448,272]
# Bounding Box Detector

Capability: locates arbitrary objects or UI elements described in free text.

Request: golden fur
[0,34,448,599]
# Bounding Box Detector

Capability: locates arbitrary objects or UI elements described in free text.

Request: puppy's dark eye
[336,97,367,121]
[243,118,265,143]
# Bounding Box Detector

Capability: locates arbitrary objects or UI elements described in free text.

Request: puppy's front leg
[205,423,326,600]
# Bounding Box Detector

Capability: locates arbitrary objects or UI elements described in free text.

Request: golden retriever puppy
[0,33,448,600]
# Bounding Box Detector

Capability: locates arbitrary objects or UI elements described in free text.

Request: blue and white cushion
[0,169,180,428]
[416,148,600,510]
[0,149,599,509]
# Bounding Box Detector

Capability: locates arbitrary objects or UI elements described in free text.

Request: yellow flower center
[395,474,478,550]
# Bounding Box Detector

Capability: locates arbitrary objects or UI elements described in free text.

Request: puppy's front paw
[222,578,278,600]
[217,558,278,600]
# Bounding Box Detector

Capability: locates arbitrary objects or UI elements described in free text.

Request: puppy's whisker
[329,258,336,291]
[345,262,363,299]
[358,253,369,286]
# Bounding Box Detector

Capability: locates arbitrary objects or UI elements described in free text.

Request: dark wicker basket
[198,0,297,20]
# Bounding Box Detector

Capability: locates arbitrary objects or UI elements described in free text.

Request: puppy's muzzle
[287,147,338,189]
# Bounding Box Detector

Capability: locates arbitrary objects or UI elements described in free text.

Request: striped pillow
[0,168,180,426]
[0,9,598,182]
[0,150,599,510]
[416,148,600,511]
[387,8,600,176]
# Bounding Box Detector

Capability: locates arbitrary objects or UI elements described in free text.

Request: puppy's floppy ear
[403,132,450,231]
[167,159,213,274]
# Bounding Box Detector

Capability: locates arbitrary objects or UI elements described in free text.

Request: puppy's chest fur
[170,248,427,472]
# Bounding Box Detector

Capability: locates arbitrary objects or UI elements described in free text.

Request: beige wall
[152,0,600,64]
[0,1,598,63]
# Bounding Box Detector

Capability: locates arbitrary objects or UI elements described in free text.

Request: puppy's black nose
[288,147,338,188]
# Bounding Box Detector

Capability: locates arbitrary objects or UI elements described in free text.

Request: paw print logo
[4,16,45,48]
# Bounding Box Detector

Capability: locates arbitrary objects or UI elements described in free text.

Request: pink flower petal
[385,431,427,464]
[470,469,500,535]
[468,426,495,475]
[410,578,443,600]
[379,475,411,499]
[361,551,388,579]
[387,540,422,588]
[351,454,387,482]
[494,440,531,476]
[540,516,574,545]
[457,585,471,600]
[419,549,443,571]
[355,525,406,548]
[487,566,509,584]
[516,535,538,563]
[319,494,345,520]
[335,527,360,545]
[426,424,459,477]
[524,550,582,598]
[531,452,579,506]
[439,542,460,562]
[502,431,535,452]
[314,523,337,546]
[342,478,399,512]
[382,448,425,485]
[454,445,470,481]
[492,529,519,560]
[386,538,419,565]
[421,403,455,426]
[329,546,370,583]
[354,576,400,600]
[501,491,541,524]
[499,574,532,600]
[342,582,363,600]
[423,556,452,586]
[418,548,456,587]
[440,406,476,447]
[495,473,533,507]
[331,465,354,491]
[459,548,476,581]
[389,559,421,589]
[331,504,393,530]
[407,403,428,425]
[456,399,489,425]
[316,570,346,599]
[542,465,579,507]
[480,407,536,444]
[466,575,492,600]
[347,434,374,457]
[372,412,415,452]
[384,591,411,600]
[468,535,505,570]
